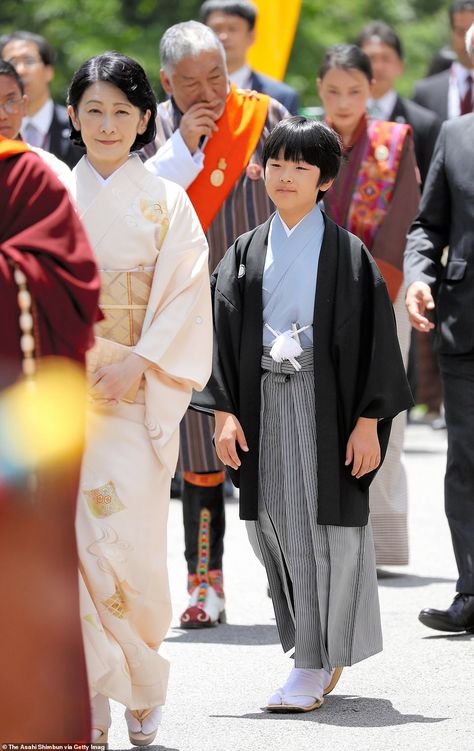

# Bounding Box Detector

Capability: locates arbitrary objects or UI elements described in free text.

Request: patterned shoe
[180,569,226,628]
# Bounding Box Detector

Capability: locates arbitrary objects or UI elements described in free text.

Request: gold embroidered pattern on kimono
[84,480,125,518]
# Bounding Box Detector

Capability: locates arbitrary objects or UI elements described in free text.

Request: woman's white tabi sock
[125,706,163,734]
[91,693,111,740]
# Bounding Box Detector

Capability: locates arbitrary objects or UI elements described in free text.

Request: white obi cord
[264,322,312,371]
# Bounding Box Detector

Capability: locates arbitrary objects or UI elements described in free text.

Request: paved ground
[108,424,473,751]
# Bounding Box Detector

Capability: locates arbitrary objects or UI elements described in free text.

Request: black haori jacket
[192,213,413,525]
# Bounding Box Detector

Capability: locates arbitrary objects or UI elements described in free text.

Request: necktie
[23,121,42,147]
[460,75,473,115]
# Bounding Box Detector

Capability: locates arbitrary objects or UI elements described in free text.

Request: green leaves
[0,0,452,107]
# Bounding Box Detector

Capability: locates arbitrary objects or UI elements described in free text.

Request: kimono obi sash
[187,84,269,233]
[96,268,154,346]
[347,119,410,300]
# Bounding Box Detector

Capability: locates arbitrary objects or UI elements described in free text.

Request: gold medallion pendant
[210,157,227,187]
[374,144,389,162]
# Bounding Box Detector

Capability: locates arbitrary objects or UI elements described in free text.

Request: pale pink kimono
[73,154,212,710]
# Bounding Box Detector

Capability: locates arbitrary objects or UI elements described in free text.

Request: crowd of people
[1,0,474,744]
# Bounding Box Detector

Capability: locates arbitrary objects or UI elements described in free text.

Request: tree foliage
[0,0,453,106]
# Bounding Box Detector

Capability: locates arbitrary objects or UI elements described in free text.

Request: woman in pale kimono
[317,45,420,568]
[67,53,212,745]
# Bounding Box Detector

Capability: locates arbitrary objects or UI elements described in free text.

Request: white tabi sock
[268,667,333,707]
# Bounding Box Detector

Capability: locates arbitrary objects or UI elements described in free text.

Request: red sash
[0,135,30,160]
[187,85,269,233]
[347,120,410,301]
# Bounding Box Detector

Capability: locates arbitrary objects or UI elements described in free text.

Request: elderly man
[144,20,287,628]
[404,23,474,634]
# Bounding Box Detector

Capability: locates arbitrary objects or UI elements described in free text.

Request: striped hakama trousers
[255,348,382,672]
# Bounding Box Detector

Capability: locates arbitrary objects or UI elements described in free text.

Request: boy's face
[265,152,334,216]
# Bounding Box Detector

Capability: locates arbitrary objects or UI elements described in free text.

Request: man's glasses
[0,97,23,115]
[5,55,43,68]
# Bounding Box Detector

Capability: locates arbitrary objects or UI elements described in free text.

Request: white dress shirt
[229,64,252,89]
[448,62,474,119]
[22,98,54,149]
[367,89,398,120]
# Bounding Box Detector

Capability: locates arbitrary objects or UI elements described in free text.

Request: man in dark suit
[404,58,474,632]
[356,20,440,186]
[0,31,82,168]
[200,0,299,114]
[413,0,474,121]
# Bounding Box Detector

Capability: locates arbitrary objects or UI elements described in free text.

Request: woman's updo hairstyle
[318,44,373,84]
[67,52,157,150]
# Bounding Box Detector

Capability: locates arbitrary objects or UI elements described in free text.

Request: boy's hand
[214,411,249,470]
[345,417,380,479]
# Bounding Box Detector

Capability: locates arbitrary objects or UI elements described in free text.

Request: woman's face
[317,67,373,135]
[68,80,150,175]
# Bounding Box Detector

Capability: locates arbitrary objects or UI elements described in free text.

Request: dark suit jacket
[413,68,450,122]
[49,103,84,169]
[249,70,298,114]
[404,114,474,355]
[389,95,441,186]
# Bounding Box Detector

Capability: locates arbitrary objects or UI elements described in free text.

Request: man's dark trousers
[439,353,474,594]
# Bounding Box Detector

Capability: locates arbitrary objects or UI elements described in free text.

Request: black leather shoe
[419,593,474,632]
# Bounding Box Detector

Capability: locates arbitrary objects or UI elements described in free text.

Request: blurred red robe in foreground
[0,137,101,743]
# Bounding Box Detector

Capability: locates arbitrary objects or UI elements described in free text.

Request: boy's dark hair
[0,60,24,94]
[0,31,55,66]
[355,21,403,60]
[449,0,474,26]
[319,44,373,84]
[200,0,257,30]
[67,52,157,151]
[263,117,342,199]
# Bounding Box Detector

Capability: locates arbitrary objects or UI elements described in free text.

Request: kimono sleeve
[334,246,413,489]
[191,241,243,415]
[133,186,212,392]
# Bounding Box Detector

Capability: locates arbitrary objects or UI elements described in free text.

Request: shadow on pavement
[422,631,474,641]
[165,623,279,645]
[377,573,456,588]
[212,694,448,727]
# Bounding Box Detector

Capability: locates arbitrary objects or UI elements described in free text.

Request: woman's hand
[214,411,249,470]
[345,417,380,479]
[89,353,149,404]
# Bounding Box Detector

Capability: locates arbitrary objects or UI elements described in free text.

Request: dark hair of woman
[318,44,373,85]
[67,52,157,150]
[263,116,342,195]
